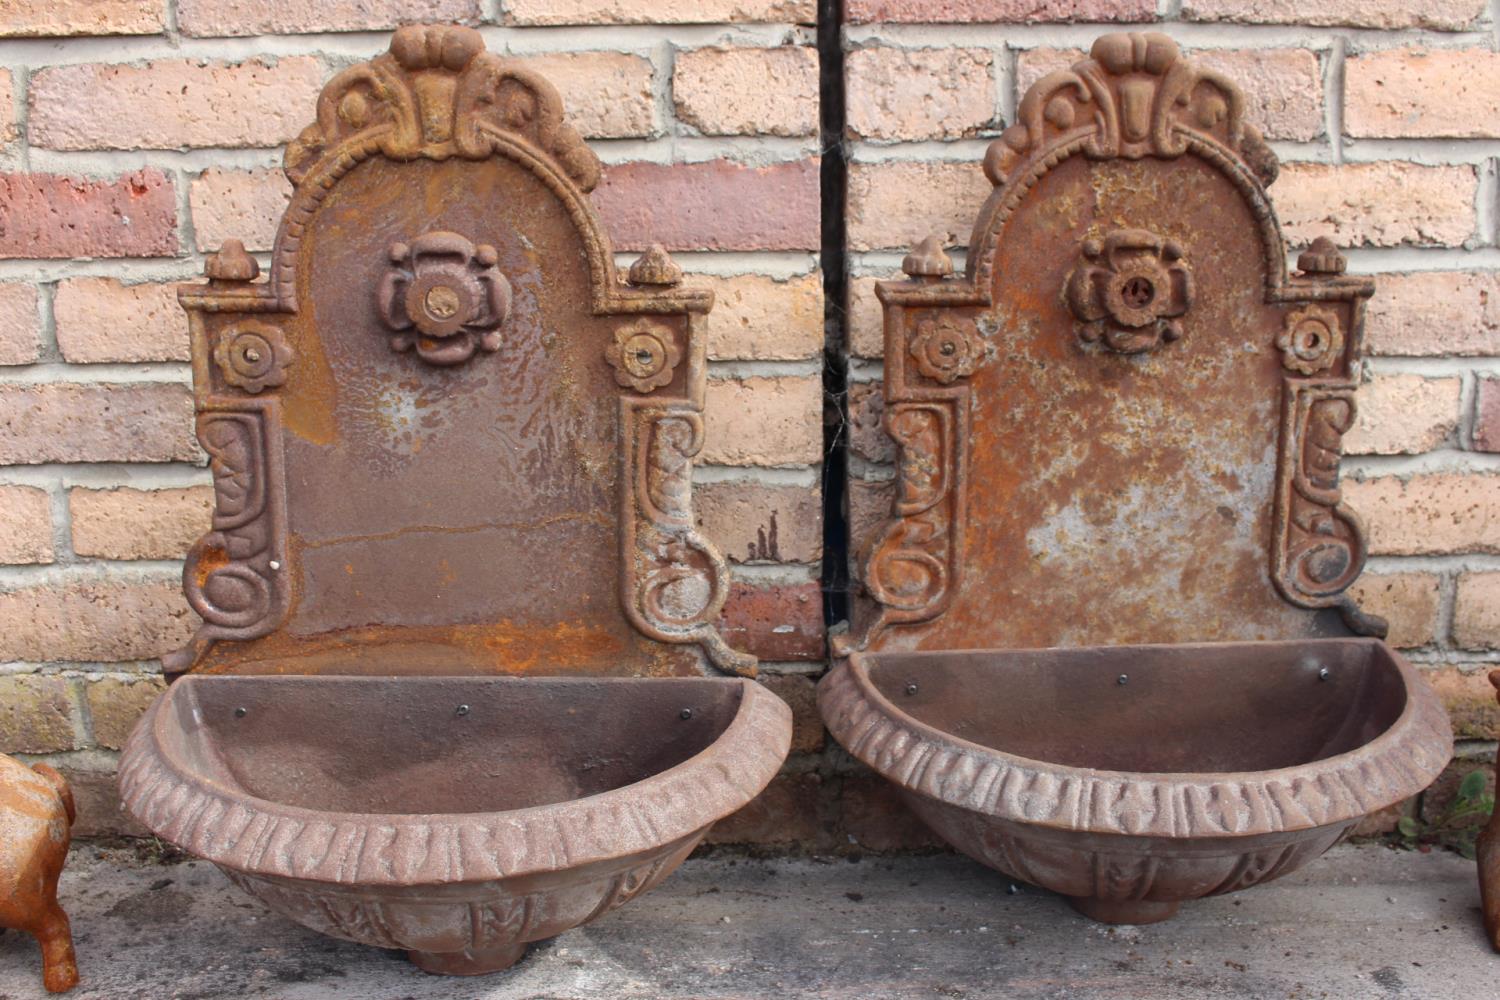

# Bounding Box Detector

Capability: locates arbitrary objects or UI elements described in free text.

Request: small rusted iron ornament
[0,754,78,993]
[826,31,1451,926]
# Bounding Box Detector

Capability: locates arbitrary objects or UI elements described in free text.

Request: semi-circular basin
[119,674,790,974]
[819,638,1451,924]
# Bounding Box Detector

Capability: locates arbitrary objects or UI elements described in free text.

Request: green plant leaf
[1458,769,1487,801]
[1397,816,1421,839]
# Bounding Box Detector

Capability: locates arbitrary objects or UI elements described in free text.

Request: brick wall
[0,1,1495,845]
[0,1,826,837]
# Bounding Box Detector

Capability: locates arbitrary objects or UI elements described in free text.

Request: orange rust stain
[193,545,231,588]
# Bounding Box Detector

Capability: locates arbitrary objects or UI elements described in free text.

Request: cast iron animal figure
[0,753,78,992]
[1479,669,1500,952]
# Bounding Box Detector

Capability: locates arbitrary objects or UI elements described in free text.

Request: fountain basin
[120,673,790,973]
[819,638,1451,923]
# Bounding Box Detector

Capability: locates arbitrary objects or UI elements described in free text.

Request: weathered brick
[847,160,990,252]
[1345,373,1461,455]
[703,772,827,847]
[701,272,823,361]
[30,58,324,151]
[56,765,149,838]
[1345,474,1500,556]
[760,674,824,753]
[70,487,214,561]
[1346,572,1441,649]
[1419,753,1494,825]
[846,46,995,142]
[1276,163,1476,248]
[1016,47,1323,142]
[696,481,822,564]
[0,675,76,753]
[0,576,198,662]
[0,282,40,364]
[1346,49,1500,139]
[848,381,894,464]
[703,375,822,466]
[0,69,14,145]
[85,674,167,750]
[1183,0,1486,31]
[1454,572,1500,651]
[718,581,824,661]
[178,0,480,36]
[848,0,1154,22]
[0,170,177,258]
[1475,377,1500,454]
[0,485,53,564]
[517,52,656,139]
[847,475,896,559]
[190,167,291,253]
[674,47,819,137]
[0,1,164,36]
[1423,667,1499,739]
[838,773,943,851]
[0,383,197,464]
[507,1,816,25]
[596,160,820,252]
[847,275,886,359]
[54,279,186,363]
[1366,272,1500,357]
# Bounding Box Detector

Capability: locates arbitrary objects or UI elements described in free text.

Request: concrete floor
[0,842,1493,999]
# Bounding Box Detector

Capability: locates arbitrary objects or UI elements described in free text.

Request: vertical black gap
[816,0,850,631]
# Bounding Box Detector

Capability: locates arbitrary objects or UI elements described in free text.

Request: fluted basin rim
[119,675,791,886]
[819,639,1452,839]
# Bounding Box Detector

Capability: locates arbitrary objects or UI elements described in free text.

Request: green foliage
[1396,768,1495,860]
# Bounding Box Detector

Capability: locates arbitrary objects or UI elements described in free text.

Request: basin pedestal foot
[408,941,528,976]
[1068,896,1180,925]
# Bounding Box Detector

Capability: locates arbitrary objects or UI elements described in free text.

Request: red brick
[1275,163,1476,248]
[508,0,817,24]
[0,69,14,145]
[1346,49,1500,139]
[1420,755,1494,825]
[674,47,819,137]
[1423,667,1499,739]
[847,275,886,358]
[0,484,54,564]
[0,282,40,364]
[695,481,822,564]
[1475,377,1500,453]
[54,279,186,363]
[760,674,824,753]
[30,58,324,151]
[1182,0,1486,31]
[69,487,214,560]
[847,0,1154,22]
[838,774,943,851]
[1454,572,1500,651]
[0,675,77,753]
[1365,272,1500,356]
[518,52,657,140]
[0,170,177,258]
[1344,474,1500,556]
[0,575,198,662]
[594,159,820,251]
[0,1,164,36]
[178,0,480,36]
[703,375,823,467]
[190,167,290,253]
[717,581,825,661]
[0,383,197,464]
[703,771,828,847]
[57,765,150,838]
[701,272,823,361]
[848,381,894,464]
[846,46,996,142]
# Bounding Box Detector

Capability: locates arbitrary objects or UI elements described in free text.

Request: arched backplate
[167,25,753,678]
[840,32,1382,656]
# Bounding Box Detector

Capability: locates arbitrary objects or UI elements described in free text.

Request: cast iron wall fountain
[821,32,1452,925]
[117,25,791,975]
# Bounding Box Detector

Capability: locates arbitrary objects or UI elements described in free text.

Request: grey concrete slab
[0,843,1491,999]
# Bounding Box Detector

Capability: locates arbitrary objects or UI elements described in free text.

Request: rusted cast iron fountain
[118,25,790,975]
[822,32,1451,925]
